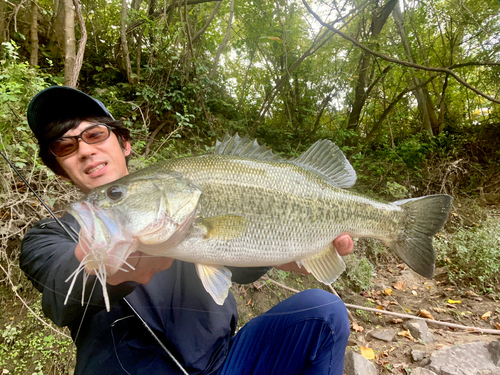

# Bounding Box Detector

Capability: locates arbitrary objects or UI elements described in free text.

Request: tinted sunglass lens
[50,139,78,157]
[82,125,110,144]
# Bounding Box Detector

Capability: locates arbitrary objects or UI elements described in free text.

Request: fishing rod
[0,149,189,375]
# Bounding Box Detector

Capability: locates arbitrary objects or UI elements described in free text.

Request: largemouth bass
[67,134,452,310]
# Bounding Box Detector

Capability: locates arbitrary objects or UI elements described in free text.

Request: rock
[411,349,427,362]
[369,328,396,342]
[426,341,500,375]
[404,319,435,343]
[488,340,500,366]
[343,351,377,375]
[411,368,437,375]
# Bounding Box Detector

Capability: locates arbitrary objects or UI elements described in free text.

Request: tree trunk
[30,0,39,66]
[0,0,6,48]
[67,0,87,88]
[392,3,435,135]
[121,0,133,83]
[346,0,399,134]
[237,48,255,110]
[63,0,76,87]
[192,0,222,43]
[209,0,234,80]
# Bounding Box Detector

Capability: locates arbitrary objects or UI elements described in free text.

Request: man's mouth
[85,163,107,174]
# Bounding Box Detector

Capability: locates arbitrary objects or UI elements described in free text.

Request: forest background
[0,0,499,373]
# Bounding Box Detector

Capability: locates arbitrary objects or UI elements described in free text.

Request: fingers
[333,234,354,256]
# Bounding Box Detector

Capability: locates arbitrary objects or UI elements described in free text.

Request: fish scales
[67,134,452,308]
[157,155,403,266]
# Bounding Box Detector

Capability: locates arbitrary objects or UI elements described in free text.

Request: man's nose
[77,139,96,158]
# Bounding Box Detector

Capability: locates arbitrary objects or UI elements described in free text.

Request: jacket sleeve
[227,266,271,284]
[20,214,138,328]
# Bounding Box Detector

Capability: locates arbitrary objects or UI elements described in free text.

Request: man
[21,86,353,374]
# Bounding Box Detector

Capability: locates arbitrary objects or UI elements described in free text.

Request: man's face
[56,121,131,193]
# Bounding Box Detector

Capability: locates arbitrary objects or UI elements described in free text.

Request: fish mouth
[68,201,139,276]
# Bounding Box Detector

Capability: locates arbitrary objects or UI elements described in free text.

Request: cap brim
[28,86,112,138]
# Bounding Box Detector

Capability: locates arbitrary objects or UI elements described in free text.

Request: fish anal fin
[300,244,346,284]
[197,215,248,240]
[195,264,232,305]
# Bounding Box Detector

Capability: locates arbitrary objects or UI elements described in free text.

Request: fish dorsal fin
[214,134,356,188]
[290,140,357,188]
[214,133,283,161]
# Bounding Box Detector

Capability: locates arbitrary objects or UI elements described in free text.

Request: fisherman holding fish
[20,86,356,374]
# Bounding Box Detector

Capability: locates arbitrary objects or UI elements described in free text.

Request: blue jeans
[217,289,350,375]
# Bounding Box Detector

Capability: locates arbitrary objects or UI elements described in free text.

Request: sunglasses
[49,124,113,157]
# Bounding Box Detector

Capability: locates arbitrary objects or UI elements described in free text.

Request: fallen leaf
[396,264,406,270]
[383,288,393,296]
[495,323,500,330]
[245,298,252,306]
[392,318,404,324]
[376,305,385,310]
[447,299,462,304]
[398,330,416,341]
[352,322,364,332]
[412,290,418,296]
[393,281,405,290]
[359,346,375,360]
[432,307,446,313]
[465,291,479,297]
[482,311,492,320]
[418,309,435,320]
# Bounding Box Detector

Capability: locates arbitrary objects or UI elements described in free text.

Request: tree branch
[302,0,500,105]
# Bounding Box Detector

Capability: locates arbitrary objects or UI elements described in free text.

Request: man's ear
[123,141,131,157]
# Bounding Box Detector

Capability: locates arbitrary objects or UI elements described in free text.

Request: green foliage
[435,217,500,293]
[0,301,74,374]
[335,253,374,293]
[0,41,53,169]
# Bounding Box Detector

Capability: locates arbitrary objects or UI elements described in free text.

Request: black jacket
[21,214,269,374]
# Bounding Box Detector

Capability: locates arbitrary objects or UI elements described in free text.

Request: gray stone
[488,340,500,366]
[411,369,437,375]
[369,328,397,342]
[426,341,500,375]
[411,349,427,362]
[404,319,435,343]
[343,351,377,375]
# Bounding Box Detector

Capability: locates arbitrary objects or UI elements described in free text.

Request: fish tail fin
[388,194,453,278]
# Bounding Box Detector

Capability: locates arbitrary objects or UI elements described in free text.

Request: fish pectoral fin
[300,244,346,284]
[197,215,248,240]
[195,264,232,305]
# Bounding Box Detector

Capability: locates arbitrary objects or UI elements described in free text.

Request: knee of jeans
[293,289,350,339]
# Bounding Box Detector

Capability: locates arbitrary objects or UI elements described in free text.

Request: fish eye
[106,185,125,200]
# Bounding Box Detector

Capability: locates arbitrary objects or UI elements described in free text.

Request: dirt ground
[233,255,500,374]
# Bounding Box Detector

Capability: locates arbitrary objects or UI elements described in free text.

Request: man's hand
[74,244,174,285]
[276,234,354,274]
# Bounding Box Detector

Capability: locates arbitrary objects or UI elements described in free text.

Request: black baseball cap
[27,86,114,140]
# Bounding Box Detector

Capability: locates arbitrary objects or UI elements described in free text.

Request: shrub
[435,217,500,293]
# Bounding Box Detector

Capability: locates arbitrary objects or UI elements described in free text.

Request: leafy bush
[335,253,374,293]
[435,217,500,293]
